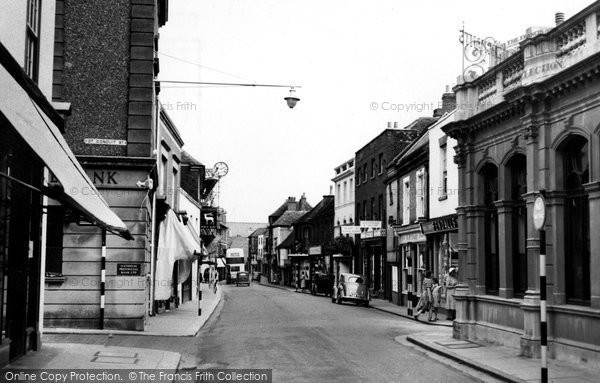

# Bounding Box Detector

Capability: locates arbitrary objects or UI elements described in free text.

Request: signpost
[533,192,547,383]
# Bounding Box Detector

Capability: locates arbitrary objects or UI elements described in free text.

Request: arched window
[481,163,499,295]
[560,136,590,304]
[507,154,527,297]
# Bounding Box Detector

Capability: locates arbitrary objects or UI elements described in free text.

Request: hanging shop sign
[309,246,322,256]
[420,214,458,234]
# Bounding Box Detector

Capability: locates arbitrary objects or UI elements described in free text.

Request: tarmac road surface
[195,283,482,383]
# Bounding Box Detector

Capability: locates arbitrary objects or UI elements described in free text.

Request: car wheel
[336,293,342,305]
[331,294,336,303]
[363,300,369,307]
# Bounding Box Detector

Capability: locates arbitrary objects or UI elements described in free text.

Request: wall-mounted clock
[214,162,229,177]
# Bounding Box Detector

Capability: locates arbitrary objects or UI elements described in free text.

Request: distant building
[266,195,311,283]
[291,195,335,288]
[355,121,430,300]
[248,227,268,277]
[332,158,355,236]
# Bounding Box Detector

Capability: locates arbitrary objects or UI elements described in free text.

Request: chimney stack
[555,12,565,26]
[441,85,456,114]
[287,196,297,211]
[299,193,307,209]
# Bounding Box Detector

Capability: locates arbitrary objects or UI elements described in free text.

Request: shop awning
[0,51,130,239]
[155,209,201,300]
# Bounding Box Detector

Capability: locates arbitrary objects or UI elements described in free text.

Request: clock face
[214,162,229,177]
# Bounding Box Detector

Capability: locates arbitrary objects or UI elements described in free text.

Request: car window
[347,276,363,283]
[231,266,240,272]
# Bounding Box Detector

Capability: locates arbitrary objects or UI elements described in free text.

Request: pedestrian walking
[445,267,458,320]
[300,271,306,292]
[414,270,433,321]
[429,277,441,321]
[211,266,219,294]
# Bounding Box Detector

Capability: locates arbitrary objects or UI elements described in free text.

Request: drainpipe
[149,98,161,316]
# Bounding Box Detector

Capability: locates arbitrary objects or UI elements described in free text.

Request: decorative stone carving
[564,114,575,130]
[454,145,468,166]
[522,125,539,140]
[511,135,520,150]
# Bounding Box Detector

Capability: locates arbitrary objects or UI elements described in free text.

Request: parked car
[311,272,334,296]
[331,273,369,306]
[236,271,250,286]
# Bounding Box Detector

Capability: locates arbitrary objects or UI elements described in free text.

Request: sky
[158,0,593,223]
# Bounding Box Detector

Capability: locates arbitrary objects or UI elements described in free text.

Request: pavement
[7,283,222,371]
[404,329,600,382]
[259,280,599,382]
[45,282,222,337]
[5,342,180,370]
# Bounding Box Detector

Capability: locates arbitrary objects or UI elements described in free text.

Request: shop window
[508,154,527,297]
[481,163,499,295]
[45,206,65,275]
[560,136,590,304]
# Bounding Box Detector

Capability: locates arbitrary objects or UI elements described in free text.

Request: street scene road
[48,284,489,382]
[196,284,479,382]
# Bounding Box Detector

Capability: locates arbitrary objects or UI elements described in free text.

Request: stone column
[495,200,515,299]
[452,142,469,339]
[584,181,600,308]
[520,124,541,357]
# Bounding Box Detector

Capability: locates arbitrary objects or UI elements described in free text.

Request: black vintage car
[311,272,334,296]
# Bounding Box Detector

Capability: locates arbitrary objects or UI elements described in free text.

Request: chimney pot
[393,122,398,129]
[555,12,565,26]
[387,122,392,128]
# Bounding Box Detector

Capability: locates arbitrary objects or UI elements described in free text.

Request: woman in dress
[414,270,433,320]
[445,267,458,320]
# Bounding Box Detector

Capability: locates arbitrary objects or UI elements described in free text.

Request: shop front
[420,214,458,311]
[0,45,131,365]
[360,229,386,299]
[394,224,427,307]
